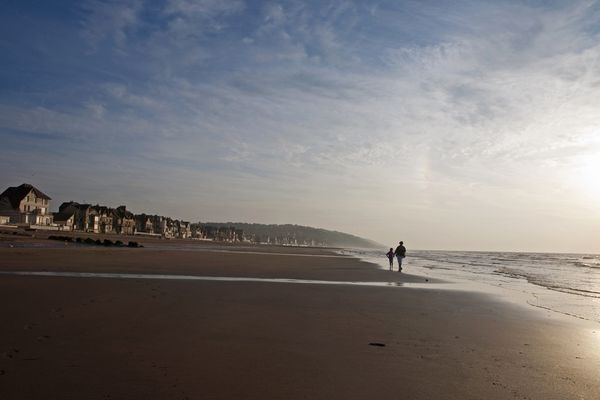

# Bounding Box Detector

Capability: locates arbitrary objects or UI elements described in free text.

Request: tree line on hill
[199,222,379,248]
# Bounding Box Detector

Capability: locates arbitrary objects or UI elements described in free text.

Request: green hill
[200,222,380,248]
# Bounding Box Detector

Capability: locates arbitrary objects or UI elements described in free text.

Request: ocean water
[343,249,600,324]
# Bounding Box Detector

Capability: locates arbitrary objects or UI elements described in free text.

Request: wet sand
[0,241,599,399]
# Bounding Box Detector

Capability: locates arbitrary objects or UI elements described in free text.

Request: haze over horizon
[2,0,600,253]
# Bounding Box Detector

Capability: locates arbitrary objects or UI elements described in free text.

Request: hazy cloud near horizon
[2,0,600,252]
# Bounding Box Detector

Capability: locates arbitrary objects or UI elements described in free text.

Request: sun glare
[576,154,600,202]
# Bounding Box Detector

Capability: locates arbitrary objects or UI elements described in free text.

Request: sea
[343,248,600,325]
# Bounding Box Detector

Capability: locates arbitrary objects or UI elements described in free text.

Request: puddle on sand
[0,270,451,289]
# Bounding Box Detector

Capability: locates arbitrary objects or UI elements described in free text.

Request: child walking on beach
[386,248,395,271]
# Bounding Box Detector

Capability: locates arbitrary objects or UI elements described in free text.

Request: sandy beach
[0,239,599,399]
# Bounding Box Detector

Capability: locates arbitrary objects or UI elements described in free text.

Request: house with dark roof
[134,213,154,234]
[53,209,76,231]
[133,213,162,237]
[91,205,114,234]
[175,220,191,239]
[59,201,99,232]
[0,183,53,226]
[114,206,135,235]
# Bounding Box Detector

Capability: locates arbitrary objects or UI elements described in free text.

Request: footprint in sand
[2,348,20,359]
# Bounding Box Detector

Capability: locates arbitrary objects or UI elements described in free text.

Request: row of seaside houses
[55,201,194,238]
[0,183,241,241]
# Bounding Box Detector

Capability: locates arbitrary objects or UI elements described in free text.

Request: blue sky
[2,0,600,252]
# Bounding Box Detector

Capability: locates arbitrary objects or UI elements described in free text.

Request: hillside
[200,222,380,248]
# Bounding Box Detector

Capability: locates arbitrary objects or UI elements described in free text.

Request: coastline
[0,239,599,399]
[346,247,600,326]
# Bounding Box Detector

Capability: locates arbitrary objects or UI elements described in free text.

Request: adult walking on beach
[394,241,406,272]
[386,248,395,271]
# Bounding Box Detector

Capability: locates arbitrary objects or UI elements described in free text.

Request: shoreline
[347,247,600,327]
[3,234,598,326]
[2,236,598,325]
[1,241,599,399]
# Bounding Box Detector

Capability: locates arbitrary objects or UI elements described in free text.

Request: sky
[1,0,600,253]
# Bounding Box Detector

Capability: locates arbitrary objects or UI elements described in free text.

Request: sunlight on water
[344,248,600,324]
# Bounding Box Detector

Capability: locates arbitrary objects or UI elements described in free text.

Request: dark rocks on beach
[48,235,73,242]
[369,342,386,347]
[75,237,131,247]
[44,235,141,248]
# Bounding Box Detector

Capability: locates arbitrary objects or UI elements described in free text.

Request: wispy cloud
[81,0,143,51]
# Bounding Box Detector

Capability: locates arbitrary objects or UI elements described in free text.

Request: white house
[0,183,53,226]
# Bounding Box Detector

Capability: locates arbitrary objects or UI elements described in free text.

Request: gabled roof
[115,206,134,219]
[53,210,75,222]
[0,183,51,209]
[59,201,93,213]
[92,205,113,215]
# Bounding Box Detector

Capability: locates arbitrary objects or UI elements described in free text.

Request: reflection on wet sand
[0,270,448,289]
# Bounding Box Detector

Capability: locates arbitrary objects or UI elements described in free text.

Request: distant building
[53,209,76,231]
[91,205,114,234]
[134,214,154,234]
[114,206,135,235]
[179,221,191,239]
[0,184,243,241]
[0,183,53,226]
[188,224,242,242]
[151,215,166,236]
[58,202,99,232]
[161,217,175,238]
